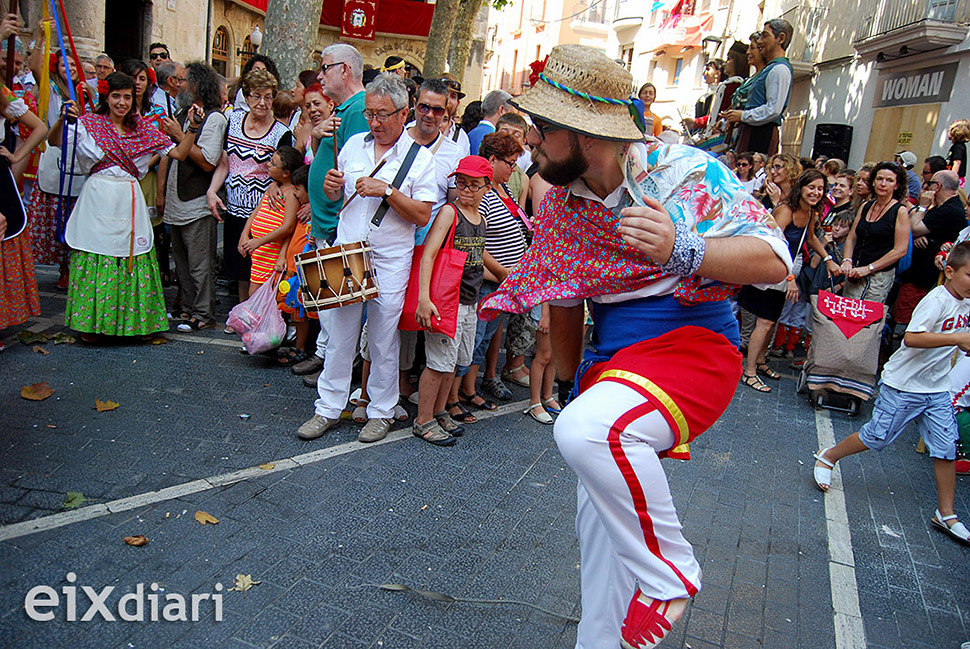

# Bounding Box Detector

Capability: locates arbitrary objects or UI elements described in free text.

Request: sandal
[813,447,835,492]
[481,377,512,401]
[930,509,970,544]
[277,348,309,367]
[741,373,771,393]
[434,411,464,437]
[412,420,457,447]
[501,364,531,388]
[446,401,477,424]
[756,363,781,380]
[177,318,214,333]
[352,399,370,424]
[393,404,409,422]
[458,390,497,412]
[542,396,562,414]
[525,403,553,425]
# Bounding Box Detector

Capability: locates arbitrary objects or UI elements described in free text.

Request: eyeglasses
[455,179,487,191]
[416,102,446,117]
[320,61,346,74]
[737,162,751,167]
[362,107,405,122]
[149,51,169,60]
[926,180,941,187]
[248,93,274,105]
[175,77,186,83]
[531,118,562,140]
[770,163,785,170]
[500,158,518,170]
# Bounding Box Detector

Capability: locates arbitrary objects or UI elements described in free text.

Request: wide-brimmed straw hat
[511,44,643,142]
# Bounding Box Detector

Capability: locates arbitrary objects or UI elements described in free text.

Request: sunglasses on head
[439,78,462,93]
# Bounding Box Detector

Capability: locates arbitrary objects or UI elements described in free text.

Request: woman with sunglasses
[207,69,292,311]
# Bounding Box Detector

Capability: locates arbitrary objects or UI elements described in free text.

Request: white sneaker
[359,418,392,443]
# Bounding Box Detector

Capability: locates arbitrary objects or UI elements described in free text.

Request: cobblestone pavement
[0,267,967,648]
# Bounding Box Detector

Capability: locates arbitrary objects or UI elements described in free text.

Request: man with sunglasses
[438,73,471,157]
[297,73,436,445]
[479,44,790,649]
[148,43,170,70]
[291,44,372,382]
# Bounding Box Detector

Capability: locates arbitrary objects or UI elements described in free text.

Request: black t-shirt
[853,201,903,268]
[447,205,487,305]
[899,196,968,288]
[948,141,967,179]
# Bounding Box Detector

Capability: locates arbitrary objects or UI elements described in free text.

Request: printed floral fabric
[480,141,790,318]
[25,187,73,268]
[65,250,168,335]
[0,231,41,328]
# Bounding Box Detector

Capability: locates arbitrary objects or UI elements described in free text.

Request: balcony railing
[856,0,970,42]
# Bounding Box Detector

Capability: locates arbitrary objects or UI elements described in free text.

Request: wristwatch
[383,185,393,198]
[868,264,875,273]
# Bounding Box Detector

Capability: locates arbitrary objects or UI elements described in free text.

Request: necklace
[866,198,894,223]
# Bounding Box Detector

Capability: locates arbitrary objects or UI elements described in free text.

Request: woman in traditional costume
[48,71,194,341]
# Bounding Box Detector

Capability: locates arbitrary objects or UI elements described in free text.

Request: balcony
[612,0,644,35]
[570,0,611,37]
[854,0,970,59]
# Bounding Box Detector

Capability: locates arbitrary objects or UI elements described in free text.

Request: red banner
[342,0,378,41]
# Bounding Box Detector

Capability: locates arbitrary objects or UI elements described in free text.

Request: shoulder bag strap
[441,204,460,251]
[371,141,422,227]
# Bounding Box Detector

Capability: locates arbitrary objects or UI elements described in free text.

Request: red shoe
[956,458,970,475]
[56,271,69,289]
[620,588,688,649]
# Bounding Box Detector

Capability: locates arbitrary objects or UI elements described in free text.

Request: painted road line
[814,408,867,649]
[0,398,533,542]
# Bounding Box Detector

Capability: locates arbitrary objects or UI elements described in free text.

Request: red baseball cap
[449,155,493,181]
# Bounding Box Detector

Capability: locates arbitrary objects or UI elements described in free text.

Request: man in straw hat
[480,45,792,648]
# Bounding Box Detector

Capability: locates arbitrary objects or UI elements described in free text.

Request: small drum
[294,241,379,311]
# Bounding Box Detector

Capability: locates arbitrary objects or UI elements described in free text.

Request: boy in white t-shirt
[812,241,970,545]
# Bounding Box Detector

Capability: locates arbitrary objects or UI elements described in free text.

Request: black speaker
[812,124,853,162]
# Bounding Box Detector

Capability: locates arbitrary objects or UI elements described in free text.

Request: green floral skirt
[66,250,168,336]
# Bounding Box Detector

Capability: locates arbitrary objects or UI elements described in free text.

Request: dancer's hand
[0,14,21,42]
[618,197,675,264]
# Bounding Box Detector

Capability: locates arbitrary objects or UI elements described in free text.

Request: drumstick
[336,159,387,215]
[331,116,339,170]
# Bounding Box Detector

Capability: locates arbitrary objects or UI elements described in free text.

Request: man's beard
[176,90,193,111]
[535,132,588,186]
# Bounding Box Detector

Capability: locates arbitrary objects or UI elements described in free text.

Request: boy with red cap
[412,156,492,446]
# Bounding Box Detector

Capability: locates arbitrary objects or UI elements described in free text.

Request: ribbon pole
[48,0,78,244]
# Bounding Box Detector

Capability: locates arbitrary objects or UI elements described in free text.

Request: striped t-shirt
[478,184,528,268]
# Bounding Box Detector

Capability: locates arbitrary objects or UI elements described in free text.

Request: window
[671,58,683,86]
[212,26,229,77]
[240,36,256,69]
[649,60,658,83]
[621,44,634,70]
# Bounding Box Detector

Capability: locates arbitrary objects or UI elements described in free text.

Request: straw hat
[511,44,643,142]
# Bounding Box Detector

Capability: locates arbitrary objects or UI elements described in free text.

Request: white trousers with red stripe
[554,381,701,649]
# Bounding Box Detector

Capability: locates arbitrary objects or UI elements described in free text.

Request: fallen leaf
[62,492,86,509]
[194,510,219,525]
[263,384,270,387]
[150,336,168,345]
[197,350,204,355]
[123,535,149,546]
[259,462,275,470]
[420,504,428,511]
[32,345,50,356]
[46,424,57,429]
[21,382,55,401]
[95,399,120,412]
[228,574,260,593]
[53,332,75,345]
[17,331,48,344]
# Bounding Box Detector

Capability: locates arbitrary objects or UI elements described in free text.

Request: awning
[653,12,714,53]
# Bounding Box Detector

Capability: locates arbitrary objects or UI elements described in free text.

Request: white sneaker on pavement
[297,414,338,440]
[359,418,392,443]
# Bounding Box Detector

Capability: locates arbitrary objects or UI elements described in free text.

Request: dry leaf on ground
[228,574,260,593]
[95,399,120,412]
[17,331,48,344]
[259,463,275,470]
[194,510,219,525]
[63,492,86,509]
[21,382,55,401]
[53,332,76,345]
[150,336,168,345]
[32,345,50,355]
[123,535,149,546]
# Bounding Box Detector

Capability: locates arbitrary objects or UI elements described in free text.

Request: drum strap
[371,142,422,227]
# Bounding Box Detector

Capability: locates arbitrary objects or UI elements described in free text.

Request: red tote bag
[399,209,467,338]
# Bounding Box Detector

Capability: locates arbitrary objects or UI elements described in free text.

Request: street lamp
[701,35,722,61]
[237,25,262,56]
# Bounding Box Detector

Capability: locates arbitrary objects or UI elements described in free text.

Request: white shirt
[406,127,461,244]
[335,129,437,262]
[741,63,792,126]
[442,121,471,158]
[883,285,970,393]
[516,149,532,172]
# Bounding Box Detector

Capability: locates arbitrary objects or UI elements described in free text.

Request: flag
[342,0,378,41]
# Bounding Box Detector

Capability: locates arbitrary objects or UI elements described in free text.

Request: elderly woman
[209,68,292,307]
[840,161,912,303]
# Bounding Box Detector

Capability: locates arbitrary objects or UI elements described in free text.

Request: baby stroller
[796,290,886,415]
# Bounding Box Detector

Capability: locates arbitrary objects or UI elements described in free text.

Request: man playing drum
[296,73,436,443]
[480,45,790,648]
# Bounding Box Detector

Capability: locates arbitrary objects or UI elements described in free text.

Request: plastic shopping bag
[226,273,286,355]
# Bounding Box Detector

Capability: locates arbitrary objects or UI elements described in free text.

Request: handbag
[399,207,467,339]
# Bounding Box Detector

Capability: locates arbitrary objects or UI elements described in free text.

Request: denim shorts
[859,384,958,459]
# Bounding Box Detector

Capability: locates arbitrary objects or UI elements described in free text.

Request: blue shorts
[859,385,958,460]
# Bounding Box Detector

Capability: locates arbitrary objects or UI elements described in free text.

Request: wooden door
[864,104,940,163]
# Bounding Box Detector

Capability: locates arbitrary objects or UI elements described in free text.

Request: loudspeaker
[812,124,852,162]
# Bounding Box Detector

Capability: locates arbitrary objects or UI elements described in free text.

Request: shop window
[212,26,229,77]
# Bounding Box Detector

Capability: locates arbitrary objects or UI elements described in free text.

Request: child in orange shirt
[276,165,313,365]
